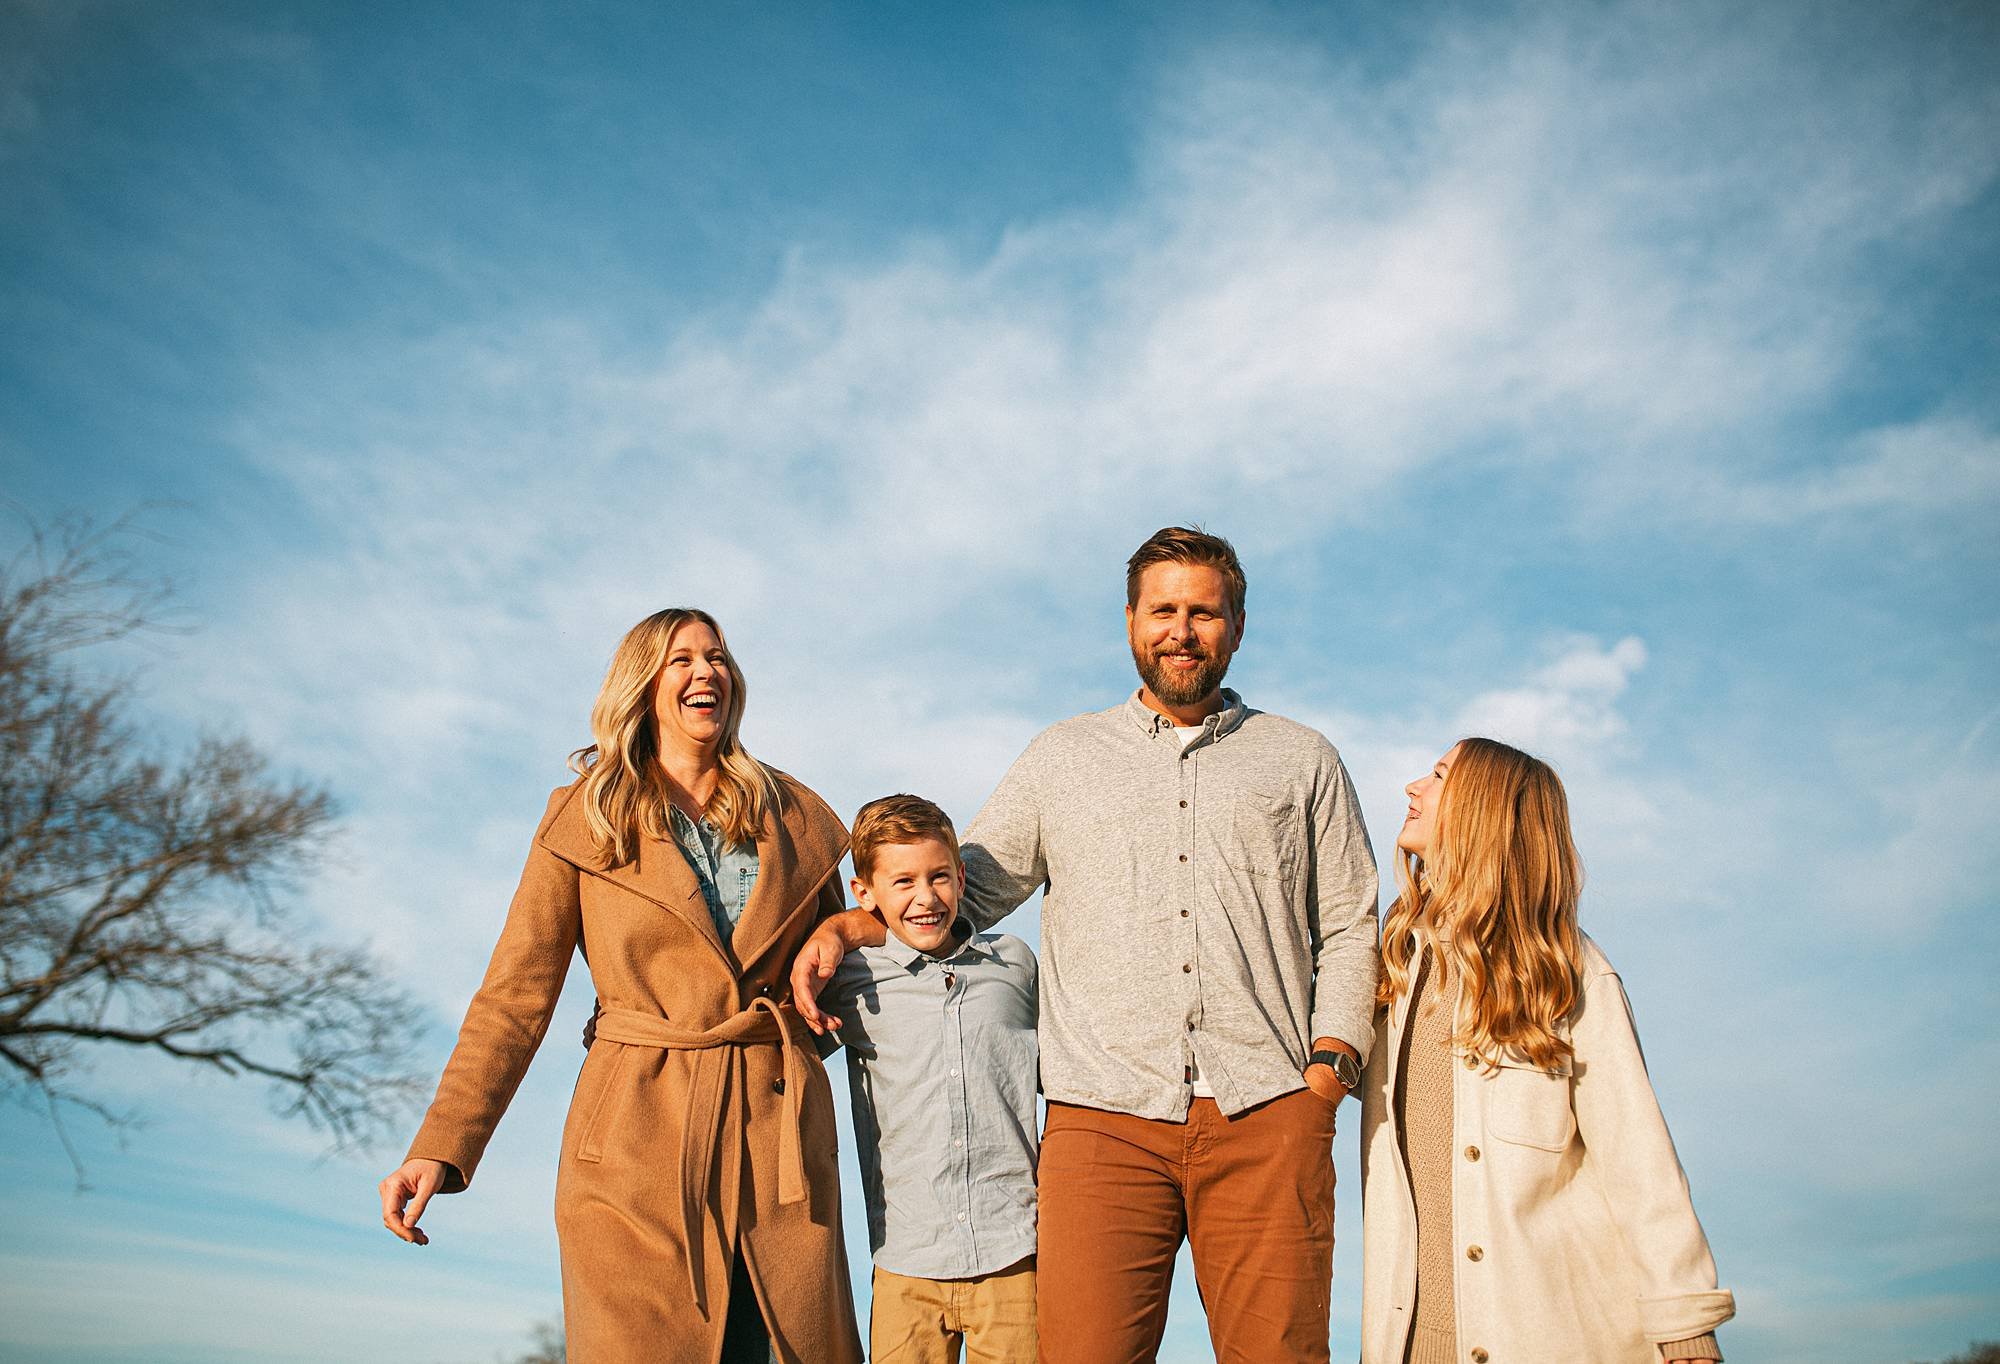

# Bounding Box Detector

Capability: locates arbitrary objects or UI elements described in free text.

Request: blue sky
[3,2,1997,1360]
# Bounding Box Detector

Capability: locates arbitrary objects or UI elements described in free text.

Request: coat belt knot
[592,998,808,1314]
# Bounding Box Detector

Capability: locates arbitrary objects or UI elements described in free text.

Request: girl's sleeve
[1570,958,1735,1346]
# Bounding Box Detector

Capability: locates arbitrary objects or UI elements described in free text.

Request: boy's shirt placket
[939,954,977,1266]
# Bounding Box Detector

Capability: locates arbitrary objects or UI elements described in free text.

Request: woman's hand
[378,1158,450,1245]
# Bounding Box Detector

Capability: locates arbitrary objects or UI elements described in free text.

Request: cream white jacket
[1359,932,1734,1364]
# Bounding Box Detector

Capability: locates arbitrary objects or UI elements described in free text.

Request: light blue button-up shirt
[666,804,759,944]
[818,931,1039,1280]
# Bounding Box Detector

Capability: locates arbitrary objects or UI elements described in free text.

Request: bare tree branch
[0,513,424,1173]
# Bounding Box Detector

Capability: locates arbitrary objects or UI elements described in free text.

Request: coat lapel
[537,781,731,966]
[729,774,849,977]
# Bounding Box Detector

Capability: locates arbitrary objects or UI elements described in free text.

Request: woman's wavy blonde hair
[1377,736,1584,1071]
[566,608,780,865]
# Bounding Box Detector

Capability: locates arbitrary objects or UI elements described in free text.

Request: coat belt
[591,998,808,1315]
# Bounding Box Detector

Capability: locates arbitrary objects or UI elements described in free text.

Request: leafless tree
[499,1320,566,1364]
[0,513,423,1176]
[1919,1344,2000,1364]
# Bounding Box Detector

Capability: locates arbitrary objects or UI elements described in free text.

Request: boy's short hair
[851,794,961,881]
[1125,524,1247,621]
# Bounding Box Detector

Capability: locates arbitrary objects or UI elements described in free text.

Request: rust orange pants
[1035,1091,1337,1363]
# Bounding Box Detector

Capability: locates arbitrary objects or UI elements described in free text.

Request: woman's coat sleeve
[1571,961,1736,1344]
[405,794,582,1191]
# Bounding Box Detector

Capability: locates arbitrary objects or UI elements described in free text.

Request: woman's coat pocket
[1481,1053,1576,1152]
[572,1042,631,1164]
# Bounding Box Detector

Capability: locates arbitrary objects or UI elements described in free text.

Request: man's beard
[1133,642,1231,708]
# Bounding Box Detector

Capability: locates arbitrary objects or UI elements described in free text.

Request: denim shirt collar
[666,801,712,843]
[1122,686,1248,745]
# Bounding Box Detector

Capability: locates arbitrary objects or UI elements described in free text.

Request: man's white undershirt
[1173,723,1216,1100]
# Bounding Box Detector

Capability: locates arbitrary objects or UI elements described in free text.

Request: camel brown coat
[406,772,863,1364]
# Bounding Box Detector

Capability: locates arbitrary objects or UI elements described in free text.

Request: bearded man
[794,525,1379,1363]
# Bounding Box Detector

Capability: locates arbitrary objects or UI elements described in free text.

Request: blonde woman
[1359,738,1734,1364]
[376,609,862,1364]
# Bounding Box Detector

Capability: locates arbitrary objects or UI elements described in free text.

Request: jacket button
[1465,1145,1480,1162]
[772,1077,786,1094]
[1182,963,1192,973]
[1178,853,1188,863]
[1466,1245,1484,1261]
[757,983,773,998]
[1179,800,1188,808]
[1471,1352,1489,1363]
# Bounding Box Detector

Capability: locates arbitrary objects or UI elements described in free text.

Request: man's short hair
[1125,525,1247,620]
[851,794,961,882]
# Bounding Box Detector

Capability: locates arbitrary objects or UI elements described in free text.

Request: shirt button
[1186,1022,1195,1032]
[1465,1145,1481,1162]
[1466,1245,1484,1262]
[954,1138,964,1147]
[949,1068,959,1077]
[956,1212,966,1221]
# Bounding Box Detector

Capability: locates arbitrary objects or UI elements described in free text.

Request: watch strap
[1308,1048,1360,1087]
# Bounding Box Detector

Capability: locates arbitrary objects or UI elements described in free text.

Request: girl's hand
[378,1158,449,1245]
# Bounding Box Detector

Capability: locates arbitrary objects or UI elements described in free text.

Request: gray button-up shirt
[817,931,1039,1280]
[959,689,1379,1121]
[667,804,759,943]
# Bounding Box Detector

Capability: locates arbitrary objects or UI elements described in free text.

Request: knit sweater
[1393,944,1723,1364]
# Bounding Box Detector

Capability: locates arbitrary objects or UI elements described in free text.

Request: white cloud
[1454,635,1649,755]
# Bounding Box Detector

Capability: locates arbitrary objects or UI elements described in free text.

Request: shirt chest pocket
[1479,1054,1577,1152]
[1214,786,1303,882]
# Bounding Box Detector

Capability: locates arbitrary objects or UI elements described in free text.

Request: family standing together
[377,527,1736,1363]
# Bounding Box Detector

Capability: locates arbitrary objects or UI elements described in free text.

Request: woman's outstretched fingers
[379,1159,444,1245]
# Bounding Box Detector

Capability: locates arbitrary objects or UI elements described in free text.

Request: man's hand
[1302,1035,1357,1107]
[789,908,886,1035]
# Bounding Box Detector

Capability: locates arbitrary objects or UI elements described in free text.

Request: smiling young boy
[816,794,1039,1364]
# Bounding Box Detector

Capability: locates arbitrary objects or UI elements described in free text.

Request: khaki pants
[1036,1091,1337,1364]
[870,1256,1037,1363]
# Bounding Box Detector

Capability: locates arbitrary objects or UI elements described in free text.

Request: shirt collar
[878,927,983,970]
[1123,687,1249,742]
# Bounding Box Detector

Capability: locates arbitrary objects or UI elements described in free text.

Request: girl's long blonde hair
[1377,737,1584,1071]
[567,608,780,865]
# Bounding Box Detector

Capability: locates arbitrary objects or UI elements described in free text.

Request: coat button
[1178,853,1188,863]
[1466,1245,1484,1262]
[1471,1352,1489,1363]
[772,1077,786,1094]
[757,983,773,998]
[1465,1145,1481,1162]
[1179,800,1188,808]
[1182,964,1192,973]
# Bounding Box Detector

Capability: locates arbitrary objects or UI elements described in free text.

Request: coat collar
[536,773,848,979]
